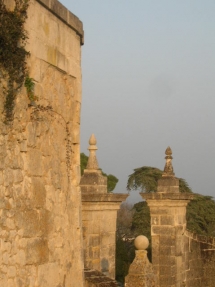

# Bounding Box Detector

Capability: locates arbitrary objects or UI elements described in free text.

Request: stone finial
[125,235,157,286]
[134,235,149,250]
[86,134,99,170]
[80,134,107,194]
[163,146,175,177]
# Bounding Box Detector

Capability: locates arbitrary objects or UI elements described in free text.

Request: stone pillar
[80,135,127,279]
[125,235,157,287]
[141,147,193,287]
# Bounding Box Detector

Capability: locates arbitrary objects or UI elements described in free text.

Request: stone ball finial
[134,235,149,250]
[89,134,97,146]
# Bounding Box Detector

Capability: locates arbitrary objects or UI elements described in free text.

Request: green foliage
[187,194,215,237]
[179,178,192,193]
[80,153,119,192]
[127,166,192,193]
[131,201,151,239]
[101,172,119,193]
[24,75,38,102]
[127,166,162,192]
[80,153,88,175]
[0,0,29,122]
[115,238,135,284]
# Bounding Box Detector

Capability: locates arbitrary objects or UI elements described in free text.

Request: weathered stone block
[152,226,175,236]
[27,149,43,176]
[37,262,60,287]
[26,238,48,264]
[157,177,179,193]
[31,177,46,207]
[89,235,100,247]
[160,215,174,225]
[15,209,49,237]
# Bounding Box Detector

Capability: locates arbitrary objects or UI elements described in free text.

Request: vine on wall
[0,0,29,122]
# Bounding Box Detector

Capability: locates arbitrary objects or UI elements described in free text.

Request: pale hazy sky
[61,0,215,202]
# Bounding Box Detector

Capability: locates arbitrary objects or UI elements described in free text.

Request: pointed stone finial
[86,134,99,170]
[163,146,175,177]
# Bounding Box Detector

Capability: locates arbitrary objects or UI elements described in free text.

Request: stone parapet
[37,0,84,44]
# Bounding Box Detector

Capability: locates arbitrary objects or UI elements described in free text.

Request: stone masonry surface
[184,230,215,287]
[0,0,84,286]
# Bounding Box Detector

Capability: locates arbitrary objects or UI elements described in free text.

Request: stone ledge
[36,0,84,45]
[84,268,118,287]
[82,193,128,203]
[140,192,194,201]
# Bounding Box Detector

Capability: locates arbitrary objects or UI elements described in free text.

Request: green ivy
[0,0,29,122]
[25,75,38,102]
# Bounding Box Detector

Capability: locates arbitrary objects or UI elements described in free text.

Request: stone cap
[140,192,194,201]
[82,193,128,203]
[37,0,84,45]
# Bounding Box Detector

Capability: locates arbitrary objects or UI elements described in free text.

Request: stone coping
[37,0,84,44]
[84,268,118,287]
[82,193,128,203]
[140,192,194,200]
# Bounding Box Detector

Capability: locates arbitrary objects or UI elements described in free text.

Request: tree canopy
[127,166,192,193]
[80,153,118,192]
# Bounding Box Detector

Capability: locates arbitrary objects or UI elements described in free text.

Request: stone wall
[0,0,84,286]
[184,230,215,287]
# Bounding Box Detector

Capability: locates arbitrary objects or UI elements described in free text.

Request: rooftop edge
[37,0,84,45]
